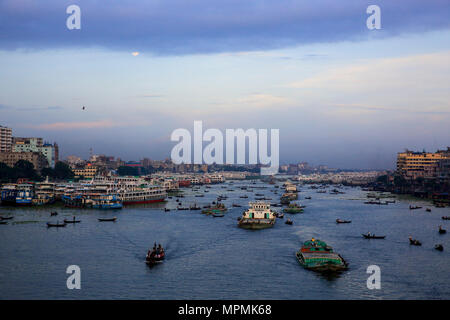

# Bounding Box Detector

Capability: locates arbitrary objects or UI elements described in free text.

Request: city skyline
[1,1,449,169]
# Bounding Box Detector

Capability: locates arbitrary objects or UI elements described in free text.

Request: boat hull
[238,218,275,230]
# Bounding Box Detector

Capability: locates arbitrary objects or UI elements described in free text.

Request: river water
[0,180,449,299]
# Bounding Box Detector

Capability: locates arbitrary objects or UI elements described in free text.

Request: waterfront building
[0,151,48,172]
[12,137,58,167]
[397,148,450,180]
[73,164,98,179]
[0,125,12,153]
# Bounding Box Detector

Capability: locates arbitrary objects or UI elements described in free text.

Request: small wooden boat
[336,219,352,224]
[426,208,432,212]
[98,217,117,222]
[285,219,293,225]
[305,196,312,200]
[277,213,284,219]
[47,222,66,227]
[64,218,81,223]
[442,216,450,220]
[409,237,421,246]
[232,204,242,207]
[409,205,422,210]
[0,216,13,220]
[189,204,201,210]
[435,244,444,251]
[50,211,58,216]
[438,226,447,234]
[164,208,170,212]
[362,233,385,239]
[0,221,8,225]
[146,244,165,266]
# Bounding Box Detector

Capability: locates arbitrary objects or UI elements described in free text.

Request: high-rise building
[397,148,450,179]
[0,125,12,153]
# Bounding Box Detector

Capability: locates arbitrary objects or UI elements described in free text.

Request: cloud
[0,0,448,55]
[286,51,450,115]
[31,120,118,130]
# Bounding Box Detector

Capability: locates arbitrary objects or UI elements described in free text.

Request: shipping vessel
[296,239,348,273]
[238,202,276,229]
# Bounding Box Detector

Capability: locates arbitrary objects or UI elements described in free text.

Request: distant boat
[362,233,385,239]
[442,216,450,220]
[409,237,421,246]
[285,219,293,225]
[98,217,117,222]
[409,205,422,210]
[0,216,13,220]
[0,221,8,225]
[439,226,447,234]
[64,218,81,224]
[47,222,66,228]
[336,219,352,224]
[435,244,444,251]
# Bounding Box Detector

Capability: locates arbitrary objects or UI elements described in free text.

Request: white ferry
[238,202,276,229]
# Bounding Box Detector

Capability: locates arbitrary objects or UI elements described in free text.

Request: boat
[295,238,348,273]
[305,196,312,200]
[202,203,227,215]
[336,219,352,224]
[47,222,66,228]
[0,221,8,225]
[15,184,34,206]
[277,213,284,219]
[50,211,58,216]
[0,216,13,220]
[426,208,432,212]
[189,204,201,210]
[442,216,450,220]
[409,205,422,210]
[283,203,304,214]
[409,237,421,246]
[91,195,123,210]
[238,202,276,230]
[64,217,81,223]
[362,233,385,239]
[212,213,225,217]
[280,195,290,205]
[232,203,242,207]
[146,244,165,266]
[98,217,117,222]
[164,208,170,212]
[1,184,18,206]
[439,226,446,234]
[435,244,444,251]
[285,219,293,225]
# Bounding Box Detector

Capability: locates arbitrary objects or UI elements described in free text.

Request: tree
[14,160,39,180]
[376,175,389,185]
[41,167,56,179]
[0,162,14,182]
[118,166,139,176]
[54,161,74,180]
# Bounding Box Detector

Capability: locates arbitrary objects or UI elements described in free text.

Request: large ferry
[296,239,348,273]
[86,176,167,205]
[1,184,17,206]
[238,202,276,229]
[33,179,56,205]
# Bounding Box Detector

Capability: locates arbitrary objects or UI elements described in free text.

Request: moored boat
[336,219,351,224]
[362,233,385,239]
[47,221,66,228]
[295,239,348,273]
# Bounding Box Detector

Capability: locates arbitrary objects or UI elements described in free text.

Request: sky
[0,0,449,169]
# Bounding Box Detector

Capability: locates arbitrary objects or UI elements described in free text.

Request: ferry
[15,184,34,206]
[33,179,56,205]
[91,195,122,210]
[238,202,276,230]
[296,238,348,273]
[1,184,17,206]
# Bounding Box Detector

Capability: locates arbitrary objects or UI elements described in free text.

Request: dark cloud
[0,0,448,55]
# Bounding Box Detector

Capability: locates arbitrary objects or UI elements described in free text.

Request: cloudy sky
[0,0,449,169]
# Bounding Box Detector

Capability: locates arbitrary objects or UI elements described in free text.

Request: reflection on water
[0,181,449,299]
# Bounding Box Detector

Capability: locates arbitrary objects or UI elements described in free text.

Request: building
[0,151,48,172]
[0,125,12,152]
[397,148,450,180]
[73,164,98,179]
[12,137,58,168]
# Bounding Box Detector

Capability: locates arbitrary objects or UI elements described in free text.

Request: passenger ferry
[238,202,276,229]
[86,176,167,205]
[15,184,34,206]
[33,179,56,205]
[91,195,122,209]
[1,184,17,206]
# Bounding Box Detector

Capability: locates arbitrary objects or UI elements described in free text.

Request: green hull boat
[296,239,348,273]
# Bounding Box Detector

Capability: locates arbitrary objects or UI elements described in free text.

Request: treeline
[0,160,74,183]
